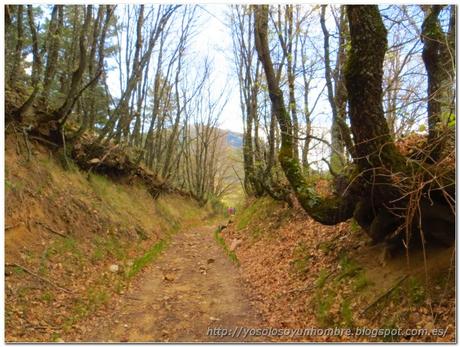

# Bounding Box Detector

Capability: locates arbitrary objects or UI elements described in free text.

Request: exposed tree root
[7,117,190,201]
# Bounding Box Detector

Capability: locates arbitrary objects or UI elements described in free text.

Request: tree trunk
[16,6,42,121]
[51,5,92,124]
[41,5,63,103]
[255,4,454,246]
[254,5,355,225]
[421,5,454,161]
[9,5,24,86]
[286,5,299,161]
[321,5,346,171]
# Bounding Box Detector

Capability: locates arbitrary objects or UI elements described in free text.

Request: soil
[5,135,455,343]
[221,198,456,342]
[78,225,263,342]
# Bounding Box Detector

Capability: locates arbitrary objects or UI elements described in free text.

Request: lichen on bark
[254,5,454,245]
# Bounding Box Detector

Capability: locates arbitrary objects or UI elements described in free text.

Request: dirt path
[80,225,263,342]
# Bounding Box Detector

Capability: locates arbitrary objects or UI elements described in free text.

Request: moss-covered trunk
[421,5,455,161]
[345,6,405,172]
[254,5,356,225]
[254,5,454,246]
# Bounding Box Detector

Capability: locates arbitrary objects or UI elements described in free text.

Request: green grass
[90,235,128,263]
[354,273,372,291]
[155,199,181,232]
[5,179,24,193]
[63,235,153,331]
[88,173,112,197]
[6,148,211,340]
[127,239,167,278]
[336,254,372,291]
[214,229,239,265]
[88,173,160,233]
[38,250,50,276]
[40,291,54,303]
[337,254,362,281]
[382,321,400,342]
[315,289,335,326]
[291,241,311,275]
[340,299,354,327]
[350,218,361,233]
[236,197,281,230]
[318,240,335,255]
[39,237,84,272]
[91,246,105,263]
[87,287,109,308]
[12,266,25,276]
[313,255,373,328]
[51,332,62,342]
[249,226,263,239]
[64,286,110,331]
[316,269,330,288]
[220,186,245,209]
[89,174,135,217]
[406,277,426,304]
[16,286,31,300]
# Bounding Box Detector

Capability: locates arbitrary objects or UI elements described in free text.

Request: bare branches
[255,4,356,225]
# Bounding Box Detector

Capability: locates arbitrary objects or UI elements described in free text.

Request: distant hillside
[224,130,243,149]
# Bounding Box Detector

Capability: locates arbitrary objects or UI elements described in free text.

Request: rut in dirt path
[81,225,264,342]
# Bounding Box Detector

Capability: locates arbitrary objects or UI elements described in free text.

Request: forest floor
[5,134,456,343]
[77,225,263,342]
[5,134,245,342]
[221,197,455,342]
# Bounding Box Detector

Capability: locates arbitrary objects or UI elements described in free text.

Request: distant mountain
[224,130,243,149]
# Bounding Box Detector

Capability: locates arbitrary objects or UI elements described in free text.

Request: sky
[188,4,340,169]
[192,4,434,137]
[22,5,426,134]
[23,4,337,168]
[103,4,244,134]
[20,3,344,161]
[22,4,435,156]
[190,5,243,133]
[190,4,333,135]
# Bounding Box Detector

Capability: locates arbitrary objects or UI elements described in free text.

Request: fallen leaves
[163,273,176,282]
[224,198,456,342]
